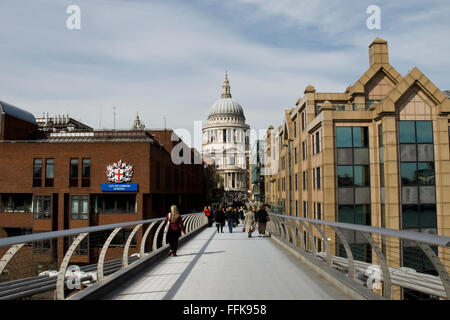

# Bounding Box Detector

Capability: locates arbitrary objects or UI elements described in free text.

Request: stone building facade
[264,38,450,299]
[202,73,250,199]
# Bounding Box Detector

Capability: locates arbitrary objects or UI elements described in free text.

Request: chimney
[369,38,389,66]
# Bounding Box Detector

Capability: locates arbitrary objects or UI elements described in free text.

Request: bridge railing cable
[0,212,207,300]
[267,213,450,300]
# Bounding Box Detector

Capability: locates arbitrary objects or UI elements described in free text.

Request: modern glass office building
[264,38,450,299]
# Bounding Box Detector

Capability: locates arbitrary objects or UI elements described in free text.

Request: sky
[0,0,449,145]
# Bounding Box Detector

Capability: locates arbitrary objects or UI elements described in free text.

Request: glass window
[416,121,433,143]
[378,124,383,147]
[399,121,416,143]
[316,167,321,189]
[82,159,91,187]
[354,205,371,225]
[337,166,353,186]
[402,205,419,228]
[45,159,54,187]
[303,201,307,218]
[338,206,353,224]
[417,162,435,185]
[400,163,418,185]
[316,132,320,153]
[1,194,32,213]
[336,127,352,148]
[33,195,52,219]
[91,194,136,214]
[301,112,305,131]
[317,203,321,220]
[419,204,437,228]
[70,159,78,187]
[353,127,369,148]
[33,159,42,178]
[33,159,42,187]
[82,159,90,177]
[353,165,370,187]
[71,195,88,220]
[46,159,54,179]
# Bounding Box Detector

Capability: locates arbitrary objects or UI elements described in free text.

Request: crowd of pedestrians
[164,202,270,258]
[204,203,270,238]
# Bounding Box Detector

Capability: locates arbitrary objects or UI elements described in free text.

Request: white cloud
[0,0,448,141]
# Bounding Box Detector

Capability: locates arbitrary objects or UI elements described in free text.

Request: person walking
[203,206,212,227]
[226,207,235,233]
[243,206,256,238]
[233,207,239,227]
[164,205,186,257]
[214,205,225,233]
[256,204,269,237]
[239,206,245,223]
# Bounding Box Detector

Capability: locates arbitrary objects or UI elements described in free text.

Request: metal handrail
[267,213,450,300]
[269,214,450,247]
[0,214,195,248]
[0,212,208,300]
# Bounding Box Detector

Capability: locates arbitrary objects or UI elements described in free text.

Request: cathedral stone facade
[202,73,250,196]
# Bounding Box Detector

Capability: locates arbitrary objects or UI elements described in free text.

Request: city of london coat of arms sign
[106,160,133,183]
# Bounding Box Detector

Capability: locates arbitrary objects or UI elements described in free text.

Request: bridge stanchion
[281,218,292,242]
[140,221,158,257]
[194,213,201,230]
[284,218,295,244]
[56,232,89,300]
[271,216,281,236]
[360,231,392,299]
[330,226,355,280]
[415,241,450,299]
[0,244,25,276]
[286,219,298,246]
[123,224,143,268]
[184,215,194,234]
[272,216,284,239]
[97,227,123,282]
[300,221,317,258]
[293,220,305,251]
[152,221,166,251]
[312,223,332,266]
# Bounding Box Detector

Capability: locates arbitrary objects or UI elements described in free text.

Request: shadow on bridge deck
[104,225,352,300]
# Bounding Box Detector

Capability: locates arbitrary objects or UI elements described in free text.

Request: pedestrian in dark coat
[226,207,235,233]
[256,204,270,237]
[164,205,186,256]
[214,205,225,233]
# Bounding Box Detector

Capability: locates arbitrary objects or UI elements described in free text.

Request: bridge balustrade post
[97,227,122,282]
[415,241,450,300]
[140,221,158,257]
[56,232,88,300]
[292,220,305,250]
[286,219,297,246]
[300,221,317,257]
[360,231,392,299]
[153,221,166,251]
[281,218,293,243]
[312,223,332,266]
[123,224,143,268]
[330,226,355,280]
[0,244,25,276]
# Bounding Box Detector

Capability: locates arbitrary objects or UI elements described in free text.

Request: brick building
[0,102,209,268]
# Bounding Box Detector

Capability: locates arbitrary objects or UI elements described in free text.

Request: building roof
[208,72,245,120]
[33,130,158,143]
[0,100,36,124]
